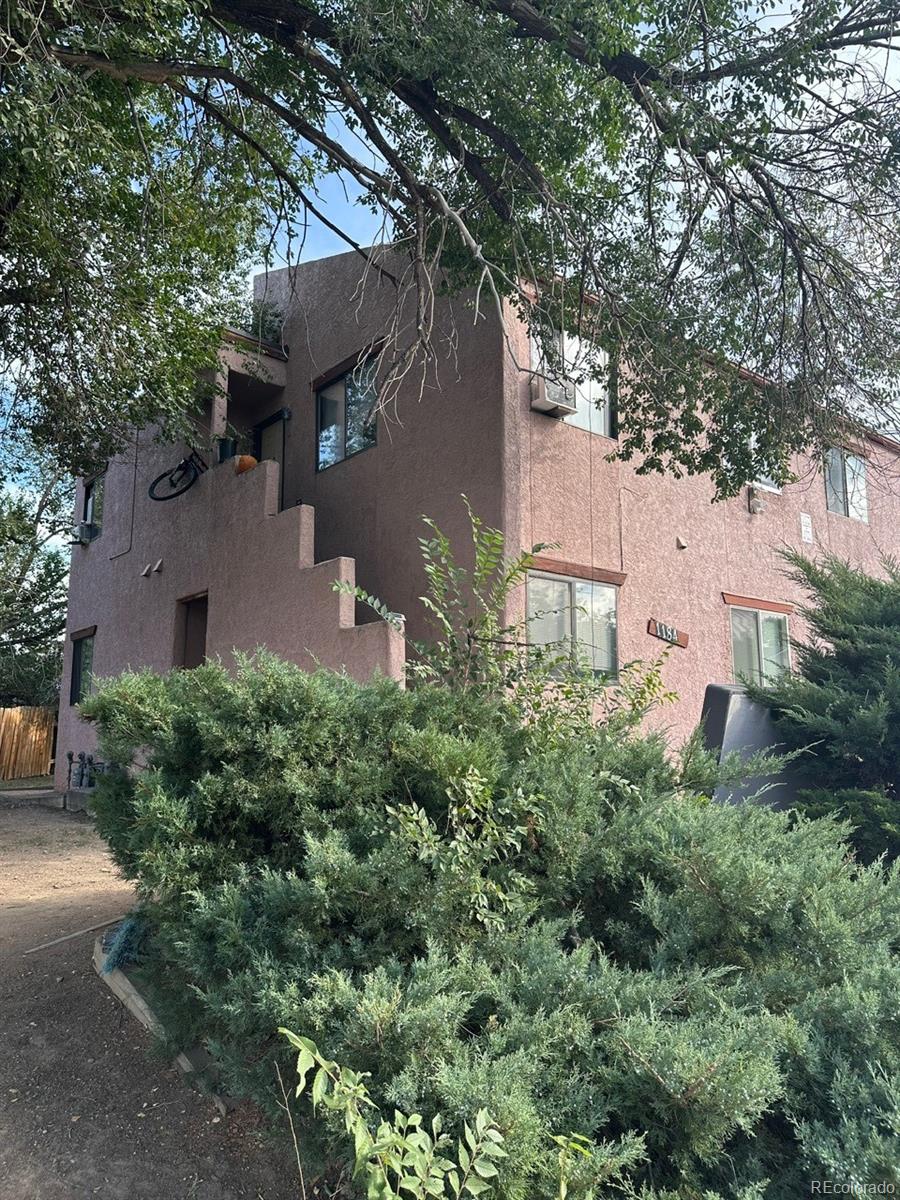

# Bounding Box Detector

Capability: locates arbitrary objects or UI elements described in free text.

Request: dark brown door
[177,595,208,669]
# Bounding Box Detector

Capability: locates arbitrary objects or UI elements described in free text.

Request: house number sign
[648,618,689,648]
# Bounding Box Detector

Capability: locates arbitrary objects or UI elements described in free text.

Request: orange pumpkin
[234,454,258,475]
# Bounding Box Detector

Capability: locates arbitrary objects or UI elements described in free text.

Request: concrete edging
[92,934,231,1116]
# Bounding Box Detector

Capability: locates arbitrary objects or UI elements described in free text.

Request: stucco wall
[254,251,507,647]
[501,310,900,743]
[58,249,900,788]
[55,435,404,790]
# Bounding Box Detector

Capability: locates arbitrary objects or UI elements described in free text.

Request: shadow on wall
[701,683,811,809]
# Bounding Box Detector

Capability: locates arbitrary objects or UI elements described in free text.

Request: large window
[527,571,618,677]
[70,629,95,705]
[316,360,377,470]
[82,473,104,539]
[533,331,617,438]
[730,607,789,686]
[825,447,868,521]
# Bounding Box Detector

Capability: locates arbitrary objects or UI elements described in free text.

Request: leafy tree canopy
[5,0,900,490]
[0,438,72,706]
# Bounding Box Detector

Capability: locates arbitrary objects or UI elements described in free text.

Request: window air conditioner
[71,521,96,545]
[747,486,767,515]
[530,373,578,417]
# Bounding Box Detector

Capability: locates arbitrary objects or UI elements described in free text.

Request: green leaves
[749,552,900,862]
[2,1,271,471]
[6,0,900,486]
[282,1029,507,1200]
[88,643,900,1197]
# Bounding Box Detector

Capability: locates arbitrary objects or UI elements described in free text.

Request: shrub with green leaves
[83,653,900,1198]
[748,552,900,862]
[281,1030,509,1200]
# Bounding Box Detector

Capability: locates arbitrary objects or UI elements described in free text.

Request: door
[177,594,208,669]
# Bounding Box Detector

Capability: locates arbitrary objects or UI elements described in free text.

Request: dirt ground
[0,797,301,1200]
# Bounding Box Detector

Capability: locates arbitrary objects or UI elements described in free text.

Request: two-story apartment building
[55,248,900,791]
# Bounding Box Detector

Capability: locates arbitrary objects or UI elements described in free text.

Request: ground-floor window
[70,628,96,705]
[730,606,790,685]
[526,571,618,677]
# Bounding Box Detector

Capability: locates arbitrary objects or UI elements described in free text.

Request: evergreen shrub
[748,552,900,862]
[84,655,900,1198]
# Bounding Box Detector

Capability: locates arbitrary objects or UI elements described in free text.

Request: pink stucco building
[55,249,900,791]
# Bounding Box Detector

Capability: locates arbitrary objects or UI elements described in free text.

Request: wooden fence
[0,706,56,781]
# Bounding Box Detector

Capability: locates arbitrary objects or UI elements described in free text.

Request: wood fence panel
[0,707,56,781]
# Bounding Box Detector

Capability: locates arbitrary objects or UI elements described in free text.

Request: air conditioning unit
[530,373,578,417]
[747,487,767,515]
[71,521,96,545]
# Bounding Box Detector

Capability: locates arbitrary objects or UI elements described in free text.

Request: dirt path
[0,800,300,1200]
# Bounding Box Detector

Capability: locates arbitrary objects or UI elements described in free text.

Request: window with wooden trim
[70,630,95,705]
[526,570,618,677]
[316,359,377,470]
[730,607,789,686]
[825,447,868,521]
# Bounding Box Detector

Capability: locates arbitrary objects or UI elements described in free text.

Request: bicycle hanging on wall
[148,448,208,501]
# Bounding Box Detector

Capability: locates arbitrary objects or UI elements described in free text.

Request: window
[253,407,291,509]
[753,470,780,492]
[526,571,618,677]
[825,447,868,521]
[82,473,105,538]
[316,360,377,470]
[70,629,95,705]
[749,436,781,492]
[730,607,789,686]
[532,330,617,438]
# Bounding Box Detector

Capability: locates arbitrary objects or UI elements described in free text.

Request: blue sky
[258,116,389,270]
[294,171,384,262]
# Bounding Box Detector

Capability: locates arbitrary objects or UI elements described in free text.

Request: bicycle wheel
[148,459,199,501]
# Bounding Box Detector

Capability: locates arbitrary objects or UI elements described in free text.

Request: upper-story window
[532,330,617,438]
[82,473,105,539]
[748,434,782,492]
[526,570,618,678]
[730,606,789,686]
[825,447,868,521]
[316,359,377,470]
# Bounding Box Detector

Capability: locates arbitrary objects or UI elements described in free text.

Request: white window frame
[729,605,791,686]
[747,433,782,492]
[824,447,868,522]
[530,330,617,439]
[82,471,105,539]
[526,569,619,679]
